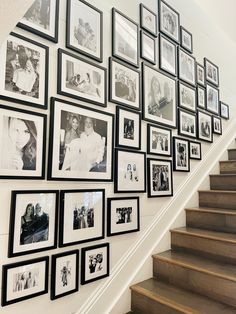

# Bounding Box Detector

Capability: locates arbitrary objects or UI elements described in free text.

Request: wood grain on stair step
[171,227,236,264]
[130,278,236,314]
[210,174,236,190]
[228,148,236,160]
[153,250,236,307]
[220,160,236,174]
[185,207,236,233]
[199,190,236,209]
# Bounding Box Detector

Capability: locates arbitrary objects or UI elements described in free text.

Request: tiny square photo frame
[212,115,222,135]
[197,85,205,109]
[189,141,202,160]
[8,190,59,257]
[147,158,173,197]
[220,102,229,119]
[180,26,193,53]
[159,0,180,43]
[178,108,197,139]
[140,30,156,65]
[197,109,213,143]
[159,34,177,76]
[1,256,49,306]
[107,197,140,236]
[116,106,141,150]
[66,0,103,62]
[178,47,196,86]
[115,148,146,193]
[147,124,172,157]
[204,57,219,87]
[51,250,79,300]
[206,83,219,115]
[140,3,157,36]
[112,8,139,67]
[196,63,205,86]
[81,243,109,285]
[109,57,140,111]
[173,137,190,172]
[17,0,59,43]
[59,189,105,247]
[179,81,196,112]
[0,32,49,109]
[0,105,46,180]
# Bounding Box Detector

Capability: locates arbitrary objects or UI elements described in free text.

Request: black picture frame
[147,124,172,157]
[196,63,205,87]
[173,136,190,172]
[178,108,197,139]
[0,104,47,180]
[178,46,196,86]
[59,189,105,247]
[189,140,202,160]
[197,109,213,143]
[8,190,59,258]
[107,197,140,236]
[147,158,173,197]
[158,0,180,43]
[220,101,229,120]
[197,85,206,109]
[180,26,193,54]
[206,83,219,115]
[1,256,49,306]
[140,30,156,65]
[17,0,59,43]
[116,106,141,150]
[109,57,141,111]
[51,250,79,300]
[140,3,158,37]
[0,32,49,109]
[112,8,139,68]
[48,97,114,181]
[57,48,107,107]
[114,148,146,193]
[66,0,103,62]
[212,115,222,135]
[178,80,196,112]
[204,57,219,87]
[159,33,177,77]
[81,243,109,285]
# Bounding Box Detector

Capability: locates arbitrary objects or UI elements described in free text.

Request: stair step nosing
[185,208,236,215]
[199,190,236,194]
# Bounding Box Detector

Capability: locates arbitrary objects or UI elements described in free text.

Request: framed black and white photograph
[140,3,157,37]
[212,115,222,135]
[147,124,172,157]
[173,137,190,172]
[48,98,114,181]
[112,8,139,67]
[147,158,173,197]
[109,57,140,110]
[178,47,196,86]
[8,190,59,257]
[66,0,103,62]
[220,101,229,120]
[142,63,177,128]
[0,105,46,180]
[140,30,156,65]
[189,141,201,160]
[180,26,193,53]
[197,85,205,109]
[197,110,213,143]
[107,197,140,236]
[159,0,180,43]
[196,63,205,86]
[59,189,104,247]
[1,256,49,306]
[159,34,177,76]
[116,106,141,150]
[58,49,106,107]
[115,149,146,193]
[17,0,59,43]
[179,81,196,112]
[204,57,219,87]
[0,32,49,109]
[206,83,219,115]
[51,250,79,300]
[81,243,109,285]
[178,108,197,139]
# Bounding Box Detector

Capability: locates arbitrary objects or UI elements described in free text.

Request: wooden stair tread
[220,160,236,163]
[153,250,236,281]
[130,278,236,314]
[210,173,236,177]
[199,190,236,194]
[185,207,236,215]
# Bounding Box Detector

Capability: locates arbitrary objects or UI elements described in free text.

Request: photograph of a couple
[116,207,132,224]
[13,268,39,292]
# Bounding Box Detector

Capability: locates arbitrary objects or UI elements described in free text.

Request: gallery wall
[0,0,236,314]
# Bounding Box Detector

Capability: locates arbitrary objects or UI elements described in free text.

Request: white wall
[0,0,236,314]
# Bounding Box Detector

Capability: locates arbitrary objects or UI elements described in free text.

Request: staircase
[130,148,236,313]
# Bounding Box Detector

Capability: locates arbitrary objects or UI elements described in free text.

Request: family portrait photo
[189,141,201,160]
[147,124,172,156]
[179,81,196,112]
[159,34,177,76]
[206,84,219,115]
[159,0,180,43]
[178,109,196,139]
[173,137,190,171]
[198,110,213,142]
[140,4,157,36]
[179,48,196,86]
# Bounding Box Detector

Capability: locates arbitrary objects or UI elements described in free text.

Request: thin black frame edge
[189,140,202,160]
[140,3,158,37]
[146,123,172,157]
[172,136,190,172]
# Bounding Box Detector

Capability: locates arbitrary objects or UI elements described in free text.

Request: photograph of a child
[88,253,103,273]
[13,268,39,292]
[116,207,132,224]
